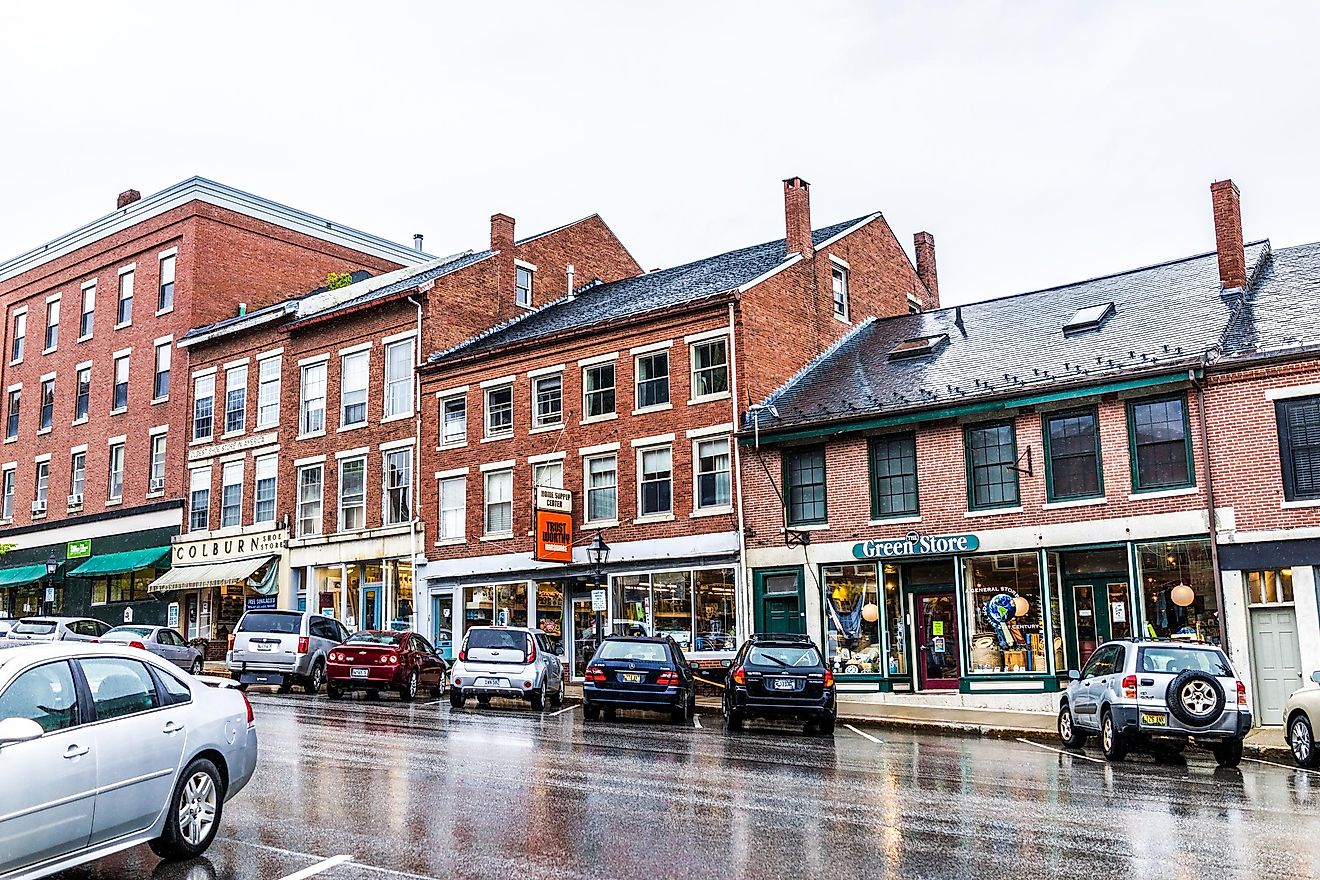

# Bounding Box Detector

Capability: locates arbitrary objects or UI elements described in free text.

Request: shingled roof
[1220,241,1320,362]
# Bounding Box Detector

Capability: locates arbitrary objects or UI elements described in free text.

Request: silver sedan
[0,642,258,878]
[101,626,205,675]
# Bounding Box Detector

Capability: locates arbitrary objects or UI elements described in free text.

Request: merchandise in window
[496,582,529,627]
[535,581,563,639]
[823,563,880,674]
[881,564,907,676]
[964,553,1047,674]
[1137,539,1217,643]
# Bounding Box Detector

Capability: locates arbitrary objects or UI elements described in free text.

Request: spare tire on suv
[1166,669,1226,727]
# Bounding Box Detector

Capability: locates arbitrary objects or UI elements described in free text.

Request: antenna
[746,402,779,448]
[566,264,575,301]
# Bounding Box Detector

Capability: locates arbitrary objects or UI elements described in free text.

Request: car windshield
[346,632,404,647]
[749,645,820,668]
[13,620,57,635]
[466,629,529,655]
[1139,646,1233,676]
[598,640,668,662]
[105,626,153,638]
[237,611,302,634]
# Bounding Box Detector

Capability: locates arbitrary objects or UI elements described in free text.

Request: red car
[325,630,449,701]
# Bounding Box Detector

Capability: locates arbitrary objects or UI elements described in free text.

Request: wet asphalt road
[49,692,1320,880]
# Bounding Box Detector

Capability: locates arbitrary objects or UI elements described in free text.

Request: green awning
[0,564,48,588]
[67,546,171,578]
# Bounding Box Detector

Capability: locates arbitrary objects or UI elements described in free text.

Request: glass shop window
[963,553,1047,674]
[1137,539,1217,644]
[822,563,881,674]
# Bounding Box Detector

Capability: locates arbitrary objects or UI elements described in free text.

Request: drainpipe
[1193,363,1229,652]
[728,302,748,648]
[408,296,423,633]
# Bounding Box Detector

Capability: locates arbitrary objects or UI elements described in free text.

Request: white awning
[149,556,275,592]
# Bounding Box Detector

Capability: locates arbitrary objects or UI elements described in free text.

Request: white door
[1250,606,1303,725]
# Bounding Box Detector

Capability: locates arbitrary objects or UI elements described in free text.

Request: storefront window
[964,553,1047,674]
[91,569,158,604]
[463,585,494,629]
[496,582,528,627]
[882,564,906,676]
[694,569,736,651]
[823,563,881,674]
[1045,554,1066,673]
[612,576,650,635]
[535,581,564,640]
[652,571,693,649]
[1137,539,1217,643]
[390,561,414,630]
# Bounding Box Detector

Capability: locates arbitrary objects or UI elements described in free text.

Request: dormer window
[1063,302,1115,335]
[888,333,948,360]
[515,264,533,308]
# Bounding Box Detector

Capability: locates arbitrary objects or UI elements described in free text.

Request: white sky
[3,2,1319,305]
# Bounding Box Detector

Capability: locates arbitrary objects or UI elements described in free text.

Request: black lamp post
[586,530,610,650]
[44,551,58,616]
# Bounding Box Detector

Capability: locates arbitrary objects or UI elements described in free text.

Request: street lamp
[44,551,58,617]
[587,531,610,650]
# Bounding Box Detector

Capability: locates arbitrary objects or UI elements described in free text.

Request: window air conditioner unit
[31,500,46,514]
[67,493,83,507]
[149,477,166,492]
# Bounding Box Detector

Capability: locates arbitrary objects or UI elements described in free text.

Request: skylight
[1063,302,1115,335]
[888,333,948,360]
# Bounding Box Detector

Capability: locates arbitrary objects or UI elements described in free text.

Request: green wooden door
[753,568,805,635]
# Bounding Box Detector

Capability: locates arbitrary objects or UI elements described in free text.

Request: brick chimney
[783,177,812,258]
[1211,179,1246,290]
[914,231,939,307]
[117,189,141,209]
[490,213,516,307]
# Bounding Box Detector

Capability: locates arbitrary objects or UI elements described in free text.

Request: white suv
[227,610,349,694]
[449,626,565,711]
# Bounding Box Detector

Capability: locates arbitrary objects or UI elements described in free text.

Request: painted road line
[1014,737,1107,764]
[693,714,703,729]
[420,699,446,707]
[845,724,881,744]
[348,862,443,880]
[547,703,578,717]
[1244,756,1320,777]
[277,854,354,880]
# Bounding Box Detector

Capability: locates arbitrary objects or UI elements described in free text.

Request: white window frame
[220,459,244,527]
[515,263,534,308]
[107,441,125,502]
[484,384,514,439]
[73,364,91,425]
[338,455,367,532]
[584,452,618,525]
[633,348,671,413]
[116,266,134,328]
[153,339,171,402]
[69,450,86,502]
[253,454,278,525]
[383,336,414,421]
[38,376,54,433]
[189,466,211,532]
[339,349,369,429]
[111,352,130,413]
[830,259,849,322]
[582,361,617,421]
[34,459,49,506]
[0,466,14,521]
[382,447,412,526]
[223,364,248,436]
[438,475,466,542]
[439,393,467,447]
[157,250,176,315]
[192,373,215,441]
[636,444,674,519]
[299,360,328,438]
[256,354,282,429]
[10,310,25,365]
[5,386,19,441]
[693,436,732,512]
[689,336,730,403]
[483,468,513,537]
[532,372,564,429]
[79,283,95,341]
[149,432,168,494]
[296,463,323,537]
[532,460,564,489]
[43,296,59,354]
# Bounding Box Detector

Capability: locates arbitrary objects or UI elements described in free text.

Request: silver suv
[449,626,565,711]
[227,610,349,694]
[1059,639,1251,767]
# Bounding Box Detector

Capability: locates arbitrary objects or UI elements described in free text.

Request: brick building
[163,212,638,651]
[416,178,937,679]
[0,178,428,630]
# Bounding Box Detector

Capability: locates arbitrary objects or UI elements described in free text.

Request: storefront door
[1250,606,1302,725]
[183,593,198,641]
[569,596,597,680]
[915,591,959,690]
[753,569,806,635]
[1064,578,1130,671]
[431,594,454,661]
[361,586,382,630]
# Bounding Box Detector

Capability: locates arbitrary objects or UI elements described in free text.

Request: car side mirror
[1067,669,1081,681]
[0,717,44,747]
[1312,670,1320,685]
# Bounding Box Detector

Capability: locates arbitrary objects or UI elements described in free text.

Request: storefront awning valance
[0,564,49,589]
[67,546,171,578]
[149,555,274,592]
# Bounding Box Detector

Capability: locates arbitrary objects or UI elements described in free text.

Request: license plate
[1141,711,1167,726]
[773,678,796,691]
[476,677,505,688]
[620,672,644,684]
[350,667,370,678]
[255,643,274,651]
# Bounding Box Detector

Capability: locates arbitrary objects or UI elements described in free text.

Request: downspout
[1193,362,1229,652]
[728,302,748,648]
[408,296,423,633]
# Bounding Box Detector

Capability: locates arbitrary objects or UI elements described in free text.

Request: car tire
[450,689,466,709]
[1166,670,1226,727]
[604,707,616,721]
[530,682,546,712]
[726,710,744,732]
[814,711,837,736]
[305,662,325,695]
[670,698,689,724]
[149,758,225,861]
[400,671,419,702]
[552,676,565,707]
[278,677,294,694]
[431,671,447,699]
[1058,704,1087,748]
[1290,714,1320,768]
[1100,709,1127,762]
[583,703,601,721]
[190,658,204,676]
[1212,737,1244,768]
[326,683,343,700]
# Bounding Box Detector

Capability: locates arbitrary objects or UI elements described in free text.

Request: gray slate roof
[433,215,874,362]
[753,241,1272,433]
[1221,242,1320,360]
[289,250,490,327]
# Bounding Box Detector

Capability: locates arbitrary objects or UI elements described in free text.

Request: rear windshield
[598,640,668,663]
[347,632,403,647]
[106,626,153,638]
[749,645,820,669]
[13,620,56,635]
[237,612,302,634]
[466,629,529,655]
[1138,647,1233,676]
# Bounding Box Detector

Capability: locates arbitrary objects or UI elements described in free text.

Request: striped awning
[148,556,274,592]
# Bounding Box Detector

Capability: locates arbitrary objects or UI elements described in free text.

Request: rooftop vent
[888,333,949,361]
[1063,302,1115,335]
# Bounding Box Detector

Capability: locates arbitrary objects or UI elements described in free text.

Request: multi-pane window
[785,446,827,526]
[34,460,49,506]
[112,353,129,411]
[150,434,167,491]
[533,460,563,489]
[966,422,1020,510]
[384,338,414,419]
[107,442,125,501]
[383,449,412,525]
[338,457,366,531]
[583,363,616,418]
[300,362,327,436]
[831,263,849,319]
[192,374,215,440]
[586,454,617,523]
[485,385,513,438]
[533,374,563,428]
[438,476,466,540]
[44,299,59,351]
[39,378,53,431]
[10,312,24,363]
[1,468,13,520]
[297,465,323,537]
[253,455,277,524]
[70,452,85,501]
[1246,569,1294,605]
[340,351,369,428]
[1277,395,1320,501]
[515,265,533,308]
[79,286,94,339]
[1129,395,1192,491]
[256,356,281,429]
[153,341,171,400]
[440,395,466,445]
[638,445,673,517]
[224,365,247,434]
[5,389,18,440]
[75,366,90,422]
[189,467,211,531]
[484,469,513,535]
[869,433,919,518]
[1045,409,1103,501]
[690,338,729,399]
[635,351,670,410]
[695,438,731,510]
[220,460,243,527]
[117,268,134,326]
[158,253,176,313]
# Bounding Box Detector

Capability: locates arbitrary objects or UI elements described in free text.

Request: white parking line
[1014,737,1107,764]
[420,699,446,707]
[844,724,881,744]
[277,854,354,880]
[693,714,703,729]
[1244,756,1320,776]
[547,703,578,717]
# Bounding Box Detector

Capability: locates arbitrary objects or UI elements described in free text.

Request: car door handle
[163,721,185,735]
[64,744,89,759]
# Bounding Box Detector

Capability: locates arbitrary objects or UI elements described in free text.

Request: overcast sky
[3,2,1319,305]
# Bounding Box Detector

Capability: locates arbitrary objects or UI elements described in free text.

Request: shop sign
[852,531,980,560]
[186,430,277,462]
[173,528,288,564]
[591,589,607,612]
[535,486,572,513]
[246,596,278,611]
[167,602,180,628]
[123,607,133,623]
[534,510,573,563]
[66,539,92,559]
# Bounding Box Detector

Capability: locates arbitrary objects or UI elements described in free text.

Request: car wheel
[813,711,837,736]
[583,702,601,721]
[1100,709,1127,761]
[1166,669,1226,727]
[305,662,325,695]
[148,758,224,861]
[190,658,204,676]
[726,709,744,732]
[278,677,294,695]
[400,671,419,702]
[670,698,689,724]
[326,683,343,700]
[1290,714,1320,768]
[552,676,565,707]
[530,682,546,711]
[1058,705,1087,748]
[431,671,448,699]
[1212,737,1245,768]
[450,689,466,709]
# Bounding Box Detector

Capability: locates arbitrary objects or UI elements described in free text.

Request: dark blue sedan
[582,635,697,723]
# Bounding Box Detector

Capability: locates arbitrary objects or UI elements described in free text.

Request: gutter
[727,302,749,653]
[1192,361,1229,652]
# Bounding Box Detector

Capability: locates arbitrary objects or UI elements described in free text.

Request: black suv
[583,635,697,723]
[724,633,836,735]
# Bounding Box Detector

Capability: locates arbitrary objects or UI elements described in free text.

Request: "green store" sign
[852,532,980,560]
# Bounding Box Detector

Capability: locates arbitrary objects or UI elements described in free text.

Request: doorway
[569,595,598,680]
[914,591,959,690]
[361,585,382,630]
[430,594,454,661]
[1065,579,1131,670]
[1245,568,1303,725]
[183,593,198,641]
[752,568,806,635]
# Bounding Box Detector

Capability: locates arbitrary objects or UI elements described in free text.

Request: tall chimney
[490,213,516,308]
[783,177,812,258]
[117,189,141,209]
[413,233,424,252]
[1211,179,1246,290]
[914,231,939,307]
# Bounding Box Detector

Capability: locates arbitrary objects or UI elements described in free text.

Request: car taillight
[329,652,340,662]
[585,666,606,683]
[129,640,146,651]
[388,655,398,665]
[657,671,680,685]
[1237,680,1248,706]
[227,633,235,651]
[732,667,746,686]
[1122,674,1137,699]
[297,637,309,654]
[458,649,466,662]
[240,690,255,726]
[823,670,835,688]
